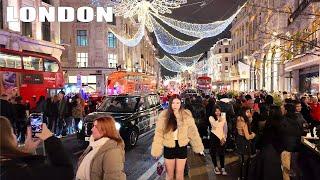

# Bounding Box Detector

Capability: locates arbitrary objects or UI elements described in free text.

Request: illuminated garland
[157,54,207,73]
[157,56,183,72]
[171,53,203,67]
[150,3,245,38]
[108,18,145,47]
[150,15,201,54]
[92,0,244,55]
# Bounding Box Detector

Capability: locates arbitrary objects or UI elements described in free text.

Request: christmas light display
[171,53,203,67]
[150,4,244,38]
[157,55,184,72]
[157,54,208,73]
[92,0,244,54]
[150,15,201,54]
[108,19,146,47]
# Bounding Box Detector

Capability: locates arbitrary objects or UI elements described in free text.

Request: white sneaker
[56,135,62,138]
[221,168,227,175]
[214,167,221,175]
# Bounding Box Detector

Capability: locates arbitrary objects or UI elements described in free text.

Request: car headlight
[115,122,121,130]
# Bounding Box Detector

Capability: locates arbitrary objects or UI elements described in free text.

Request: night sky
[153,0,247,77]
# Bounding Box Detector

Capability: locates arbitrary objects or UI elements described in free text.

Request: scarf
[76,136,109,180]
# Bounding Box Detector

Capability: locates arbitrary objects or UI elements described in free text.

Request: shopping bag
[157,162,165,176]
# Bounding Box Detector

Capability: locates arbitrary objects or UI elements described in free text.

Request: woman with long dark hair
[236,107,256,180]
[209,105,228,175]
[151,95,204,180]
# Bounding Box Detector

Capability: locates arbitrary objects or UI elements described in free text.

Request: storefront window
[299,72,319,94]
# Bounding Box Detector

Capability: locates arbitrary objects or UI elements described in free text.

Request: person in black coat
[0,116,74,180]
[0,94,16,129]
[190,96,208,139]
[13,96,28,143]
[253,105,283,180]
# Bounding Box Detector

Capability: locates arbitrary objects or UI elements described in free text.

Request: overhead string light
[92,0,244,54]
[108,18,145,47]
[156,56,184,72]
[150,14,201,54]
[171,53,203,67]
[150,2,246,38]
[157,54,206,73]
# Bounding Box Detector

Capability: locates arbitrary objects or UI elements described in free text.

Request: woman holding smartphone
[0,116,73,180]
[209,106,228,175]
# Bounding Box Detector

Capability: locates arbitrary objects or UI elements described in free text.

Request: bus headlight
[115,122,121,130]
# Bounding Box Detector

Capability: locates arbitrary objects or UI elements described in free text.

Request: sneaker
[221,168,227,175]
[214,167,221,175]
[56,135,62,138]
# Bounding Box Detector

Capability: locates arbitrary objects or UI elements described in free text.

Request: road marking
[137,156,164,180]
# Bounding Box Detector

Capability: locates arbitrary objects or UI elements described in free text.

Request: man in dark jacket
[190,96,208,139]
[0,94,16,129]
[56,91,67,137]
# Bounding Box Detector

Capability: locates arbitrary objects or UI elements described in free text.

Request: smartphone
[29,113,43,136]
[221,112,226,120]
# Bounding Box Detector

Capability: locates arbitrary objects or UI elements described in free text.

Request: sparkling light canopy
[92,0,244,54]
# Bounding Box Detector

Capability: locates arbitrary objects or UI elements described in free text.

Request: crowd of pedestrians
[175,90,320,180]
[0,91,87,142]
[1,89,319,180]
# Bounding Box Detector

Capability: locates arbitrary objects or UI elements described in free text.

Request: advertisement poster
[0,71,20,97]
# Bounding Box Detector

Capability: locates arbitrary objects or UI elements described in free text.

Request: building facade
[230,0,300,92]
[0,0,64,100]
[0,0,64,60]
[283,0,320,94]
[60,0,159,95]
[208,38,232,91]
[230,4,250,92]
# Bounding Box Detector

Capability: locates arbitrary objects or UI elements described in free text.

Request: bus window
[23,56,43,71]
[0,53,22,69]
[44,59,59,72]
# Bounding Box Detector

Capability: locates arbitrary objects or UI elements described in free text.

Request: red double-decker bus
[0,48,64,108]
[197,76,212,93]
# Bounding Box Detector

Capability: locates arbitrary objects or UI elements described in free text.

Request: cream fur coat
[151,109,204,157]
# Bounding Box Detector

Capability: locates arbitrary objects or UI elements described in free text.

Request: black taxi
[78,94,162,148]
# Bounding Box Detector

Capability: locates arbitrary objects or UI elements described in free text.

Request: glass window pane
[87,76,96,83]
[44,59,59,72]
[107,32,116,48]
[77,52,88,67]
[0,53,22,69]
[81,76,88,84]
[23,56,43,71]
[77,30,88,46]
[69,76,77,83]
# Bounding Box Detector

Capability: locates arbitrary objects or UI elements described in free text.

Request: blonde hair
[0,116,28,156]
[95,116,124,147]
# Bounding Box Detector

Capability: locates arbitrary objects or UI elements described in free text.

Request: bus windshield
[97,96,139,113]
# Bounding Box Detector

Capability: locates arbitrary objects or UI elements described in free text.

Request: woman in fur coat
[151,95,204,180]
